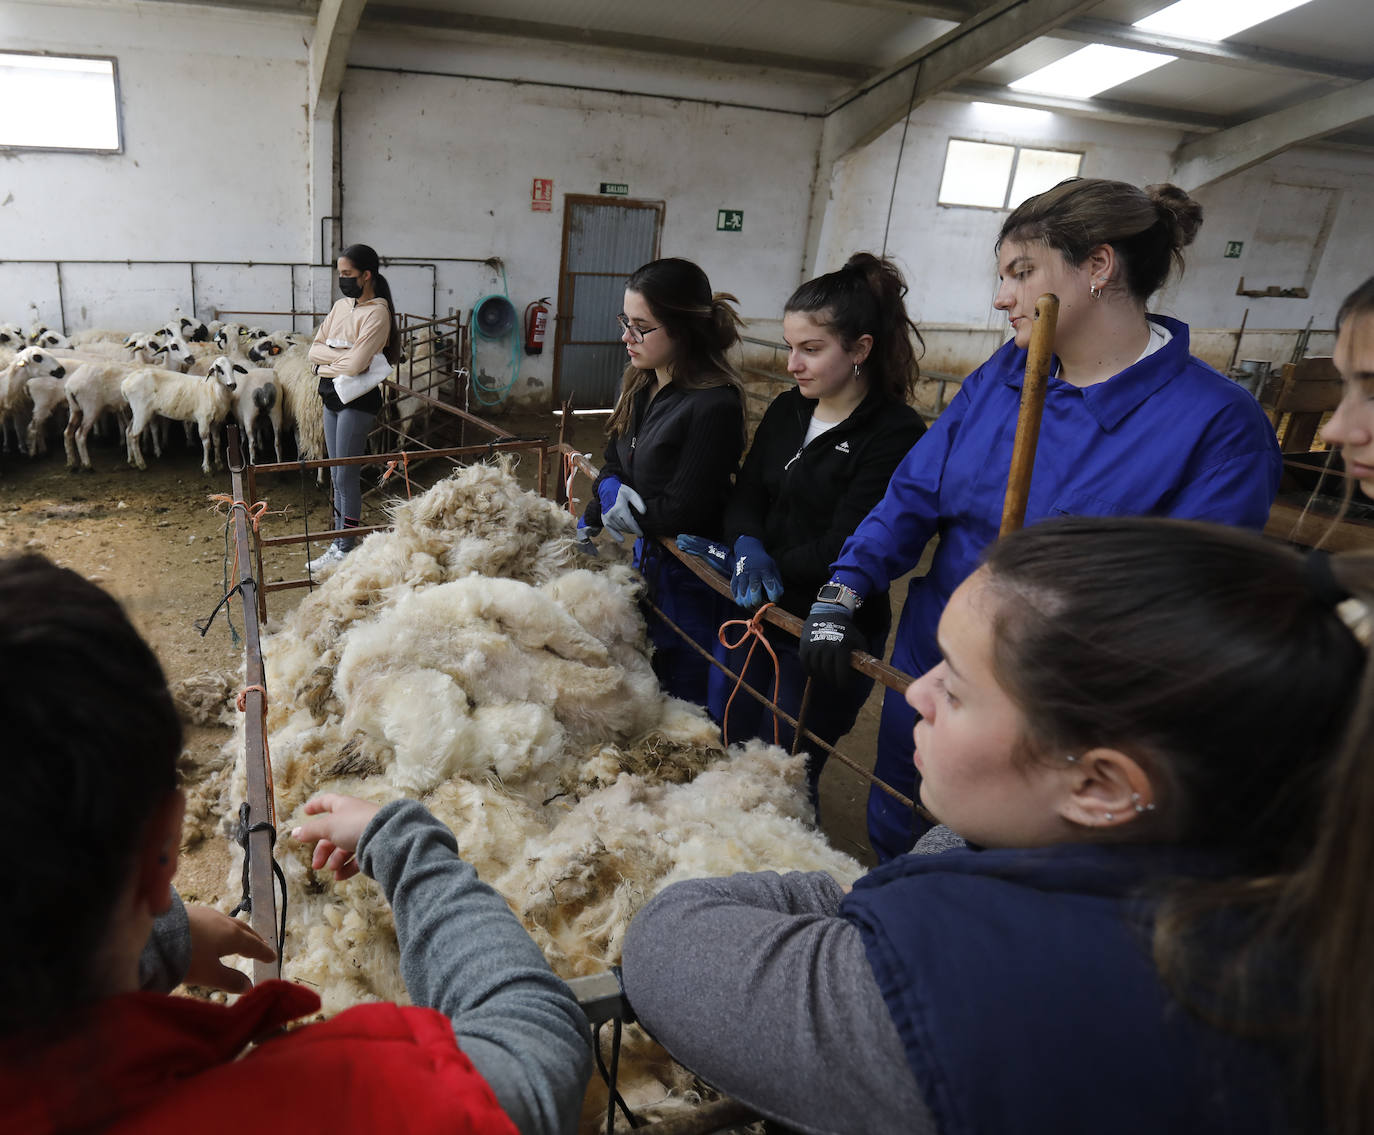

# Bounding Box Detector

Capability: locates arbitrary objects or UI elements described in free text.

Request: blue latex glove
[596,475,623,514]
[676,534,730,576]
[603,483,646,542]
[799,600,864,686]
[731,535,785,608]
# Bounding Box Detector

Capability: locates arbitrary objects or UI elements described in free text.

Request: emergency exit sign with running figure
[716,210,743,232]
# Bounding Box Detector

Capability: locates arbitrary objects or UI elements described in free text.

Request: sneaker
[306,543,347,574]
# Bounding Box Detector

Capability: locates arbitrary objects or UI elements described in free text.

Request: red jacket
[2,981,518,1135]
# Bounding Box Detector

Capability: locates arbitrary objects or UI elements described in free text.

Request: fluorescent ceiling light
[1008,44,1174,99]
[1133,0,1314,43]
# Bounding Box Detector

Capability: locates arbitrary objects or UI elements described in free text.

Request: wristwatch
[816,581,863,613]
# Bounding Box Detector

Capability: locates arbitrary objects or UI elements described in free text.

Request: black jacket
[724,385,926,627]
[590,381,745,540]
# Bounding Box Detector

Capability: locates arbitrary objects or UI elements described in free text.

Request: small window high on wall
[938,140,1081,210]
[0,52,122,152]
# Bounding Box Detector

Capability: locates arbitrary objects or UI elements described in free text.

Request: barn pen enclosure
[3,0,1374,1130]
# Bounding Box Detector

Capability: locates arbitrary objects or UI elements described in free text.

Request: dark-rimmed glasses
[617,314,660,344]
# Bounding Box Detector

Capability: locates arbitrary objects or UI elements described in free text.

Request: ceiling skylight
[1134,0,1315,43]
[1008,44,1174,99]
[1008,0,1315,100]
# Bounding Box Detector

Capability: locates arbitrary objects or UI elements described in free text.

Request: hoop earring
[1090,281,1103,300]
[853,362,861,379]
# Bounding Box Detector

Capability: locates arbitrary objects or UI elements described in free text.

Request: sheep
[70,327,132,349]
[0,323,24,350]
[207,354,280,465]
[248,332,324,466]
[0,348,67,453]
[64,359,136,470]
[219,462,862,1131]
[121,362,235,473]
[160,307,210,343]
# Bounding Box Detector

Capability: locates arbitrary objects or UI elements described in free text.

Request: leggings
[322,403,375,548]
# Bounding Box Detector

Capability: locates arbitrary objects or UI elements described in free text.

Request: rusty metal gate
[553,195,663,409]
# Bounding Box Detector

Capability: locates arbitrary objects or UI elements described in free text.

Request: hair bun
[1146,183,1203,250]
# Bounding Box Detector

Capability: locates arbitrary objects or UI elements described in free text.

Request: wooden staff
[999,293,1059,536]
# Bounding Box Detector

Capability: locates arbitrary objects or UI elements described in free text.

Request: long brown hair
[981,516,1372,1132]
[340,242,401,366]
[785,251,923,404]
[606,257,744,439]
[998,178,1204,301]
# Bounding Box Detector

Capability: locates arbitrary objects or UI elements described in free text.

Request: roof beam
[951,80,1229,133]
[1054,16,1370,86]
[1171,77,1374,190]
[821,0,1101,156]
[801,0,977,18]
[802,0,1099,276]
[311,0,367,119]
[362,6,873,81]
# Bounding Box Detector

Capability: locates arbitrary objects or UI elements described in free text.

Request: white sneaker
[306,543,347,574]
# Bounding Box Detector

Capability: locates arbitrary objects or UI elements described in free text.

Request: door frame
[551,194,665,408]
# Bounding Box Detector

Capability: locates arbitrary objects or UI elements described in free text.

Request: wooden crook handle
[999,293,1059,537]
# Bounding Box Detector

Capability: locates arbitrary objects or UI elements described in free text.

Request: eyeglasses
[617,314,660,344]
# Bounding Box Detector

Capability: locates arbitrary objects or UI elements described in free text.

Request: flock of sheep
[0,310,323,473]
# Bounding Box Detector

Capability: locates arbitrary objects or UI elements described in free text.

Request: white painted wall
[340,28,827,405]
[814,96,1374,378]
[0,0,313,331]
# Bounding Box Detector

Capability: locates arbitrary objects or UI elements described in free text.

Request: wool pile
[222,459,862,1129]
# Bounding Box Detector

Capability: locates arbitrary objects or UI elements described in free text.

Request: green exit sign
[716,209,743,232]
[1224,241,1244,258]
[600,182,629,196]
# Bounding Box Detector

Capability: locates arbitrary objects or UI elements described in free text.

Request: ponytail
[340,242,401,365]
[785,251,923,404]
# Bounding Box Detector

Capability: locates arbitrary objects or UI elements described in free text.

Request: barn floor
[0,408,904,923]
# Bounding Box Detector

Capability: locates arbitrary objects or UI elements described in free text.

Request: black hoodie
[724,385,926,629]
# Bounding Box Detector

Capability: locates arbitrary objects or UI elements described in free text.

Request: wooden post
[999,293,1059,537]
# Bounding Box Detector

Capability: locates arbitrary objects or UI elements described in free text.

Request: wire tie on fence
[196,580,244,638]
[595,1018,643,1132]
[228,801,289,973]
[716,602,782,747]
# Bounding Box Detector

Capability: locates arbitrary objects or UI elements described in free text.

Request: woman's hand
[290,793,382,882]
[184,906,276,992]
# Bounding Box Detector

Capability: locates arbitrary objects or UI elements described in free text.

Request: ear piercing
[1132,792,1156,815]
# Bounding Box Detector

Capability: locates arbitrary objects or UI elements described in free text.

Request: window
[937,140,1081,210]
[0,52,121,152]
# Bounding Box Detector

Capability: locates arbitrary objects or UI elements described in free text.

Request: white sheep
[0,323,24,350]
[0,348,67,453]
[248,332,324,466]
[121,363,235,473]
[218,462,861,1131]
[64,359,137,470]
[70,327,132,348]
[208,354,280,465]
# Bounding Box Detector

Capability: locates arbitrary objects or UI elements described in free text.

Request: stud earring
[1132,792,1156,815]
[1104,812,1114,822]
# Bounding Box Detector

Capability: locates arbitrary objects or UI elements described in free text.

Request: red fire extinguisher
[524,297,551,356]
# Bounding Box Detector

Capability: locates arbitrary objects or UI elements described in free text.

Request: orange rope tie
[381,450,413,498]
[236,683,276,826]
[716,602,782,747]
[208,495,275,587]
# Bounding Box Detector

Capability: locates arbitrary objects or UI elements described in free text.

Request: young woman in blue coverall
[799,178,1283,860]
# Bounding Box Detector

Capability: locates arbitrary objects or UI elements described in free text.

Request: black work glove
[799,601,864,687]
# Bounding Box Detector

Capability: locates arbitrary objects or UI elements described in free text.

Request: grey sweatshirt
[620,826,967,1135]
[143,799,592,1135]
